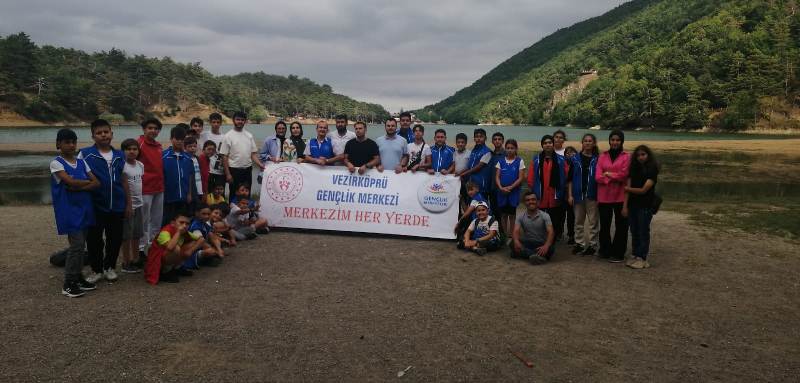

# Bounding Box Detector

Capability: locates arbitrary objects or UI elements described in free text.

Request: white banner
[258,163,461,239]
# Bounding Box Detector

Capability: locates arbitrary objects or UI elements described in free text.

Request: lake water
[1,124,797,205]
[0,124,795,145]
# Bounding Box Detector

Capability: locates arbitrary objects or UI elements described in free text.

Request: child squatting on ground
[144,211,205,284]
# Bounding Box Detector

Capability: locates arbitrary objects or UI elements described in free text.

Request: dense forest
[417,0,800,130]
[0,33,389,123]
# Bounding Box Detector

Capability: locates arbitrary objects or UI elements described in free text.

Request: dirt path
[0,206,798,382]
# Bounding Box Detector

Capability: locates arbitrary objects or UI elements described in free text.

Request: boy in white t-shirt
[201,112,225,149]
[462,202,500,256]
[120,139,145,273]
[406,124,431,172]
[226,198,259,241]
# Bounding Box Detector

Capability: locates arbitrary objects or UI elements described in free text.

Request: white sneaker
[85,272,103,284]
[104,268,118,281]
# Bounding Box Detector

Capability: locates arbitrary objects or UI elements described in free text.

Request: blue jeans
[629,207,653,260]
[510,240,554,260]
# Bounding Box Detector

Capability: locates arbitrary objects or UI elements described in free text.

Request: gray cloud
[1,0,623,111]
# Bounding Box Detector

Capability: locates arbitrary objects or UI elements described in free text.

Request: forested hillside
[0,33,389,123]
[418,0,800,130]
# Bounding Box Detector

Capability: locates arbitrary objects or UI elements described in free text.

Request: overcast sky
[0,0,623,112]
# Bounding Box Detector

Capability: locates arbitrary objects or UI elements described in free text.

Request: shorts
[122,207,144,240]
[181,249,202,270]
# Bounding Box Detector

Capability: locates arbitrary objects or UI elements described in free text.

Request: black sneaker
[245,232,258,240]
[159,270,180,283]
[121,263,142,274]
[134,251,147,267]
[609,257,624,263]
[571,244,584,255]
[76,278,97,291]
[62,282,86,298]
[177,268,194,277]
[200,256,222,267]
[582,246,596,256]
[256,227,270,235]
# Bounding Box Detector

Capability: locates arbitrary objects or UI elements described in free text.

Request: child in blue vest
[51,129,100,297]
[78,119,129,284]
[462,202,500,256]
[462,129,492,198]
[162,125,195,226]
[455,182,488,246]
[494,139,526,239]
[427,128,455,175]
[180,202,226,273]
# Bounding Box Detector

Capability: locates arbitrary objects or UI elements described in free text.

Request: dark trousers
[162,201,189,226]
[566,203,575,241]
[229,167,253,197]
[629,207,653,260]
[65,230,87,283]
[510,240,554,260]
[598,202,628,260]
[544,205,565,241]
[87,210,124,273]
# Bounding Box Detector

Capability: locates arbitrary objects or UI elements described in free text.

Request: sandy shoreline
[1,205,798,381]
[4,139,800,156]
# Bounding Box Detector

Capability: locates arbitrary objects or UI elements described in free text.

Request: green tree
[249,105,268,123]
[0,32,39,91]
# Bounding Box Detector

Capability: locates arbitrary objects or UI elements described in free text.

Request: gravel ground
[0,205,798,382]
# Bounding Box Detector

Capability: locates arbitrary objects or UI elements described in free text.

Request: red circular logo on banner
[266,166,303,203]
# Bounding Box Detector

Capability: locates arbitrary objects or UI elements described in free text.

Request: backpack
[407,143,426,168]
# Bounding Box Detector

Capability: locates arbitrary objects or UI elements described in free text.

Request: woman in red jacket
[595,130,630,263]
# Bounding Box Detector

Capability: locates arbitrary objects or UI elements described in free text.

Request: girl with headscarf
[285,121,306,161]
[595,130,630,263]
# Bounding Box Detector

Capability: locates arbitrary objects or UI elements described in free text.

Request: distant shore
[2,118,798,136]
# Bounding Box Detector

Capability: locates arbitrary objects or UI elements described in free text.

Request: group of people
[49,110,660,298]
[451,128,660,270]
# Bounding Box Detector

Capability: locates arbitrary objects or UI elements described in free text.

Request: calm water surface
[1,124,797,205]
[1,124,796,144]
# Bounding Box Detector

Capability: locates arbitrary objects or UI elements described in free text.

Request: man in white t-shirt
[218,111,264,197]
[406,124,431,172]
[328,114,356,165]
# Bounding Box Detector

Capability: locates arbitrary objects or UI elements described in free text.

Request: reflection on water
[659,181,800,202]
[0,124,797,144]
[0,177,51,205]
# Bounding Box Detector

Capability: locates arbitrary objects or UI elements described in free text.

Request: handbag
[651,193,663,215]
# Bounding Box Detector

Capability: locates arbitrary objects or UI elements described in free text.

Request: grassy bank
[518,147,800,241]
